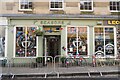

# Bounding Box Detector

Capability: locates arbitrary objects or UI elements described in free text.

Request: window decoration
[80,0,93,11]
[94,27,115,57]
[19,0,32,10]
[67,27,88,56]
[43,27,62,33]
[0,27,5,57]
[33,27,44,36]
[50,0,64,10]
[15,27,37,57]
[110,0,120,12]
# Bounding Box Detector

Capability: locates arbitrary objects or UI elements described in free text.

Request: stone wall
[0,0,114,15]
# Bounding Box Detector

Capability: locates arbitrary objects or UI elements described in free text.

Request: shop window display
[94,27,115,57]
[15,27,37,57]
[67,27,88,56]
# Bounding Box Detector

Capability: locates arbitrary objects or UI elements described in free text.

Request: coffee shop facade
[1,15,120,63]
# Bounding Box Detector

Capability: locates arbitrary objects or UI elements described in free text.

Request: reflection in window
[16,27,37,57]
[80,0,93,11]
[94,27,115,57]
[0,27,5,57]
[110,1,120,12]
[19,0,32,10]
[78,27,87,55]
[67,27,88,56]
[50,0,63,10]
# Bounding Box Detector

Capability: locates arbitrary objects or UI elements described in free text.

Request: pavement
[1,60,120,79]
[1,65,120,75]
[1,77,120,80]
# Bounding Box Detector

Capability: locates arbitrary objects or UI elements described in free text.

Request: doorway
[44,35,61,58]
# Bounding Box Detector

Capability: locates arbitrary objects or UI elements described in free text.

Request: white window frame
[93,26,117,58]
[109,0,120,12]
[19,0,32,11]
[66,26,89,58]
[49,0,64,10]
[80,0,93,12]
[14,26,38,58]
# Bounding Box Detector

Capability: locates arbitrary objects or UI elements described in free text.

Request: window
[0,27,6,58]
[67,27,88,57]
[110,0,120,12]
[15,27,37,57]
[94,27,116,58]
[80,0,93,11]
[50,0,64,10]
[19,0,32,11]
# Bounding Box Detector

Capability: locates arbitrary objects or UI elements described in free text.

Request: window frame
[19,0,32,11]
[66,26,90,58]
[14,26,38,58]
[80,0,93,12]
[49,0,64,10]
[93,26,117,58]
[109,0,120,12]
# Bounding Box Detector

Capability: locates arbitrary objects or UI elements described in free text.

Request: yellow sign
[108,20,120,25]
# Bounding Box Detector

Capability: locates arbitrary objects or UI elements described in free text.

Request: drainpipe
[44,37,47,65]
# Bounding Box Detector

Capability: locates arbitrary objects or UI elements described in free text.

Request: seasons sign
[34,20,64,25]
[107,20,120,25]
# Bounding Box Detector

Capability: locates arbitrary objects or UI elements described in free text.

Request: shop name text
[34,20,64,25]
[108,20,120,25]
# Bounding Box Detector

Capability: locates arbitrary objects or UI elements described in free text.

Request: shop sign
[107,20,120,25]
[34,20,64,25]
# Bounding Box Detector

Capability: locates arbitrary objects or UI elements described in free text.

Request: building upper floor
[0,0,120,15]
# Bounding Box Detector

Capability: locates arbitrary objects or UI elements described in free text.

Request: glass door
[45,36,60,57]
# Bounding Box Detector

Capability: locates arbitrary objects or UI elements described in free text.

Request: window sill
[80,10,94,12]
[110,11,120,13]
[50,8,64,11]
[18,9,33,12]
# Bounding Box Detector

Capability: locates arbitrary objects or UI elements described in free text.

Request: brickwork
[94,7,110,15]
[66,2,78,7]
[0,1,118,15]
[94,2,109,7]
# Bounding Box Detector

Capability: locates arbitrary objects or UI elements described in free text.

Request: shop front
[7,20,67,63]
[6,18,118,63]
[67,25,117,58]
